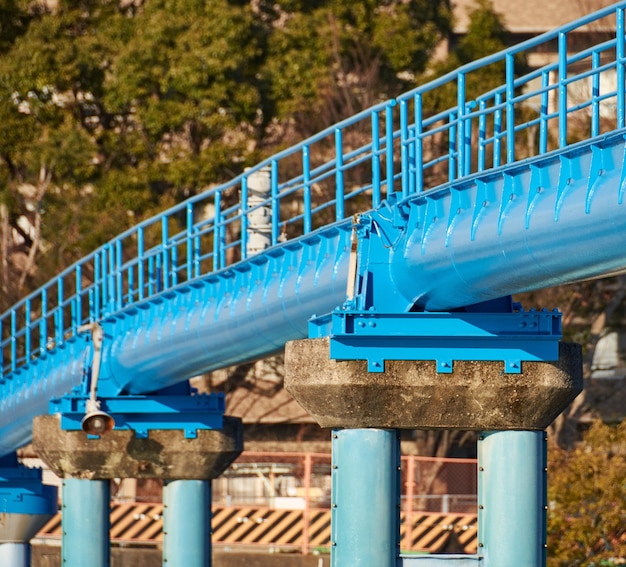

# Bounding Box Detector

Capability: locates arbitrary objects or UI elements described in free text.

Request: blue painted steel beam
[377,134,626,312]
[162,480,211,567]
[2,5,626,458]
[50,392,225,437]
[0,460,58,565]
[311,309,562,373]
[3,133,626,456]
[331,429,400,567]
[62,479,110,567]
[0,228,352,456]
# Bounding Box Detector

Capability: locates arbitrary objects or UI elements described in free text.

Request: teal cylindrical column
[478,430,547,567]
[162,480,211,567]
[331,429,400,567]
[62,479,110,567]
[0,543,29,566]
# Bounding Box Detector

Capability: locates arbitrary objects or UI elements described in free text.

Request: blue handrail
[2,2,625,380]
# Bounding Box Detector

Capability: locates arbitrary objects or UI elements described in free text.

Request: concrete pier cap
[284,338,582,430]
[32,415,243,480]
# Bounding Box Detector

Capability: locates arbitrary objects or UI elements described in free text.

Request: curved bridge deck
[2,3,626,456]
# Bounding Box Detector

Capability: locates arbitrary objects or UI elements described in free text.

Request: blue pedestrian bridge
[2,3,626,457]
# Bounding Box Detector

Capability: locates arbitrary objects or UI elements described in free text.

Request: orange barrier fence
[37,503,478,555]
[36,451,478,555]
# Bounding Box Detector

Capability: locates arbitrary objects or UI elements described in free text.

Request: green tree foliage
[424,0,524,112]
[547,420,626,566]
[0,0,267,298]
[262,0,451,134]
[0,0,454,302]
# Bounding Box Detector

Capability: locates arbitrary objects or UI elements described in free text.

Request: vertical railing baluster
[193,210,201,279]
[400,99,410,198]
[558,31,568,148]
[385,102,395,196]
[408,137,416,195]
[271,160,280,245]
[161,216,170,291]
[241,175,249,259]
[540,70,550,154]
[617,7,625,129]
[56,278,63,346]
[137,228,145,300]
[39,288,47,355]
[302,146,312,234]
[115,240,123,309]
[478,99,487,172]
[213,191,222,271]
[415,94,424,192]
[127,263,134,306]
[101,249,108,317]
[186,203,194,281]
[171,240,178,286]
[74,264,82,331]
[25,299,31,362]
[457,72,467,178]
[88,288,95,324]
[591,51,600,138]
[108,244,115,314]
[506,53,516,163]
[335,128,345,221]
[11,309,17,370]
[148,255,156,296]
[494,92,503,168]
[371,111,382,208]
[448,110,457,183]
[93,252,100,321]
[465,111,473,176]
[155,252,162,293]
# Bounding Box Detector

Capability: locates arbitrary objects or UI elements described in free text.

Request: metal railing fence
[2,2,625,379]
[212,452,477,513]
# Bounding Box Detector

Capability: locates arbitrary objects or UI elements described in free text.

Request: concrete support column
[0,542,29,566]
[163,480,212,567]
[62,479,110,567]
[285,338,582,566]
[478,431,547,567]
[33,415,243,567]
[331,429,400,567]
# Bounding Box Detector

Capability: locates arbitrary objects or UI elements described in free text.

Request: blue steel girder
[310,309,562,373]
[1,131,626,458]
[49,392,225,439]
[1,3,626,461]
[0,463,57,516]
[99,225,352,395]
[350,133,626,314]
[0,226,352,456]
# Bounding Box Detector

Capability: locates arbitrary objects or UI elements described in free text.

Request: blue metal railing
[1,2,625,380]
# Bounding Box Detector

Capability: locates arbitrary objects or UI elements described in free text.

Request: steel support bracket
[309,308,562,373]
[49,392,225,438]
[0,465,57,516]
